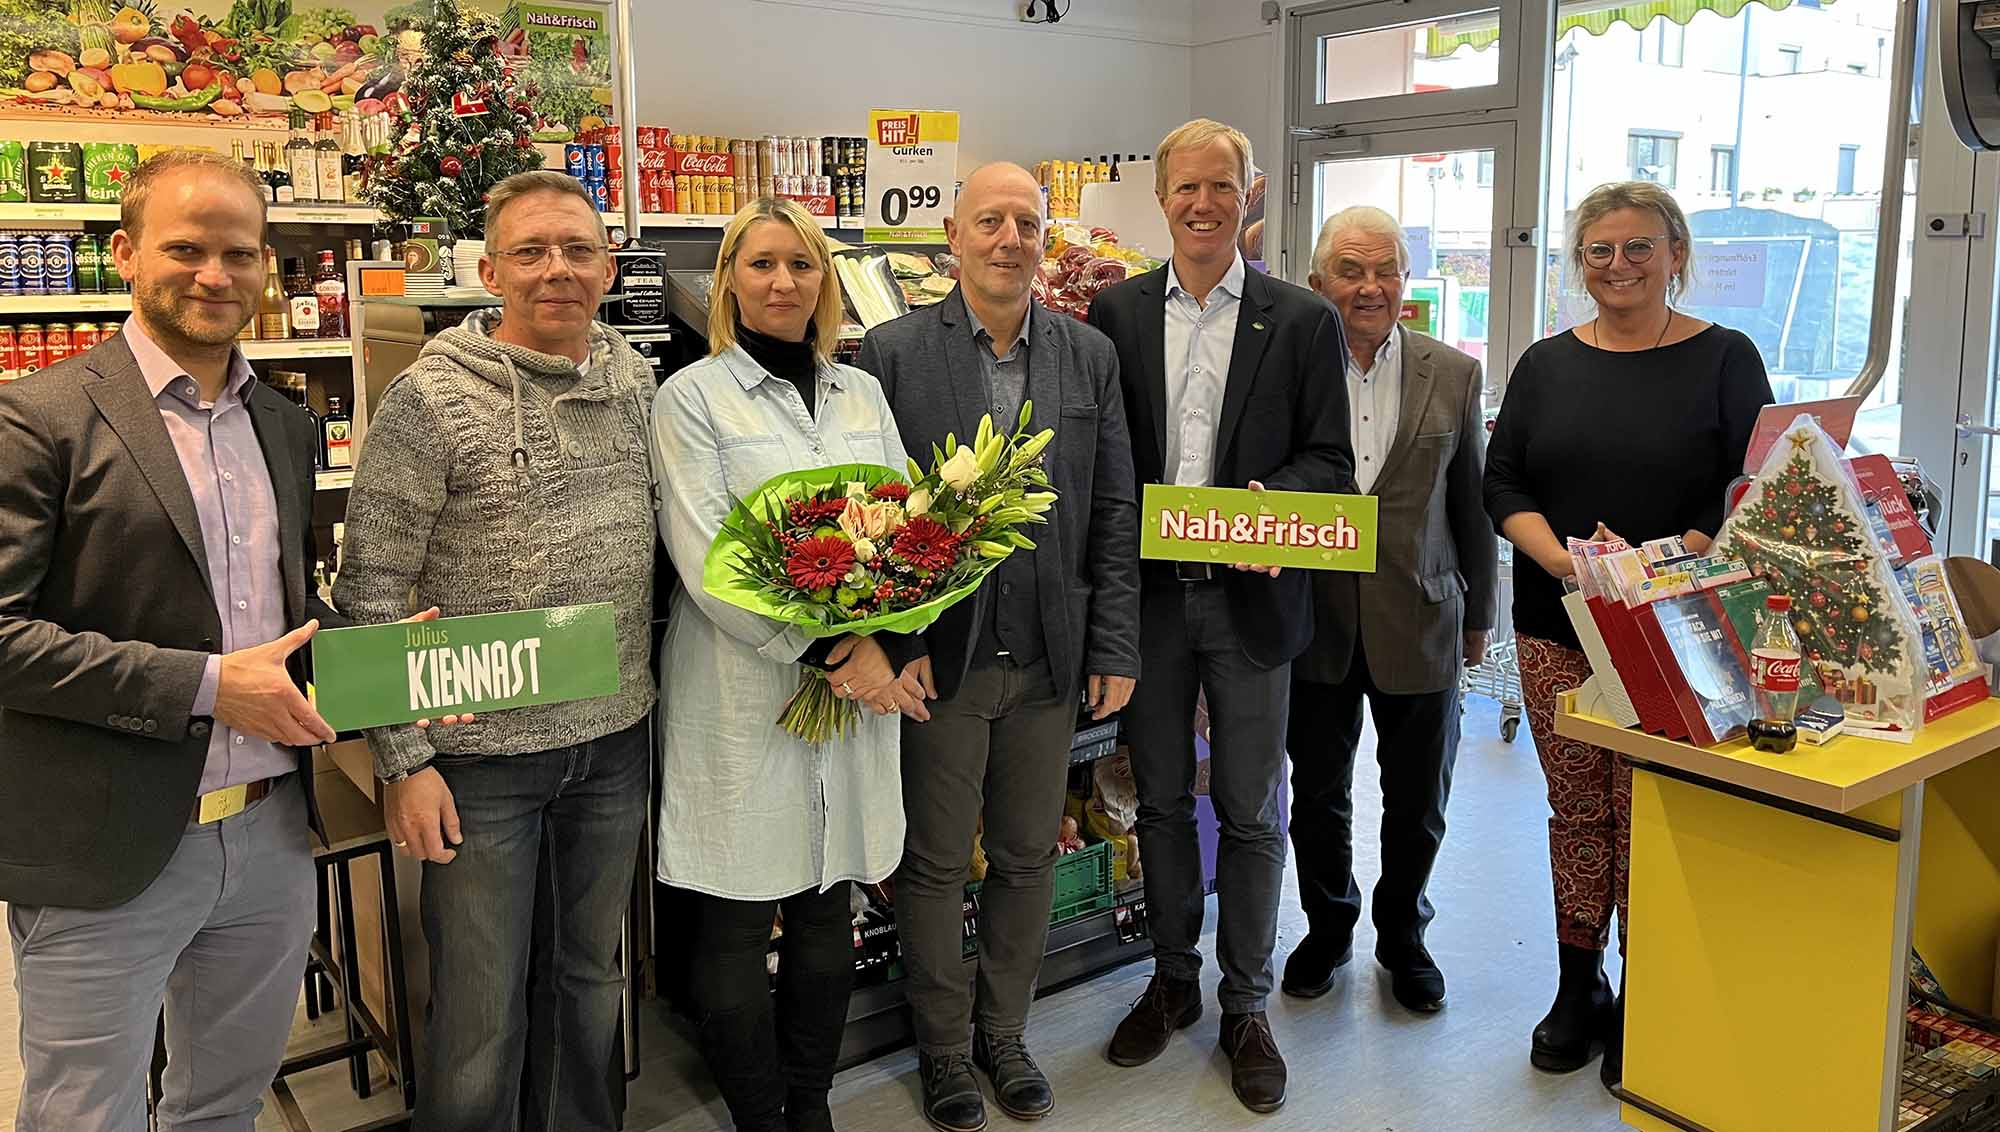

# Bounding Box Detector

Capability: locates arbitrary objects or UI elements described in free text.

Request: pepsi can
[586,144,606,180]
[565,143,588,179]
[19,235,45,297]
[0,232,20,296]
[42,234,73,295]
[589,181,609,212]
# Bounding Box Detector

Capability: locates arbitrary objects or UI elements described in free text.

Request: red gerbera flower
[892,517,961,573]
[785,536,855,590]
[870,482,911,502]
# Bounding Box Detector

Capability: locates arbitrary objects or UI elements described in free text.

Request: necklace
[1589,307,1675,351]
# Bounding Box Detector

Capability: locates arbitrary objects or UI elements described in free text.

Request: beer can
[44,322,71,363]
[0,325,16,380]
[71,321,99,352]
[19,236,45,297]
[73,232,101,294]
[42,234,73,295]
[587,144,607,180]
[0,232,19,296]
[17,323,44,373]
[564,143,588,179]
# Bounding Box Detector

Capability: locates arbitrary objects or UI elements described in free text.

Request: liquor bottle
[1748,594,1803,753]
[315,112,344,205]
[284,256,319,338]
[264,141,293,204]
[341,114,367,203]
[256,247,289,340]
[313,249,348,339]
[287,109,319,205]
[1108,153,1120,182]
[286,372,322,470]
[321,396,353,469]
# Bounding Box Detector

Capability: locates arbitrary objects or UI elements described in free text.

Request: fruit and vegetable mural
[0,0,609,140]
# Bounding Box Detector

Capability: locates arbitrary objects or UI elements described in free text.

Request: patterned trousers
[1517,633,1631,952]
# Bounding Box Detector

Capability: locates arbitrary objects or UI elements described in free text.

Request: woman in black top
[1484,181,1772,1088]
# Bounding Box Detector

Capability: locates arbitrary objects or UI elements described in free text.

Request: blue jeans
[415,720,649,1132]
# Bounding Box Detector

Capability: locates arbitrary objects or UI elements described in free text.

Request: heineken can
[26,141,83,205]
[0,141,25,203]
[19,236,45,297]
[0,232,20,295]
[42,234,73,295]
[73,233,101,294]
[82,143,138,206]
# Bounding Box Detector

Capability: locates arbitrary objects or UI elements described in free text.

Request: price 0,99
[879,185,944,226]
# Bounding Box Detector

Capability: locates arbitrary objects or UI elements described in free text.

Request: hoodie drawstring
[506,355,529,470]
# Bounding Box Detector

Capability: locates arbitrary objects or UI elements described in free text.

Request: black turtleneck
[736,320,818,415]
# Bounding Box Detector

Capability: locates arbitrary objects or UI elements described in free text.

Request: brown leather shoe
[1105,974,1202,1067]
[1219,1011,1287,1113]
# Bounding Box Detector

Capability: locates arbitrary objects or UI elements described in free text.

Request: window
[1711,146,1737,195]
[1650,21,1685,66]
[1477,150,1495,186]
[1837,144,1860,194]
[1628,131,1680,187]
[1778,44,1803,73]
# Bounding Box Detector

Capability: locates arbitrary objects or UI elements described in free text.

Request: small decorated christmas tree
[365,0,544,240]
[1713,415,1924,730]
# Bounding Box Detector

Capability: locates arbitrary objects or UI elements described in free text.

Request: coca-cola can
[43,322,71,363]
[603,140,622,179]
[637,126,659,150]
[17,323,44,373]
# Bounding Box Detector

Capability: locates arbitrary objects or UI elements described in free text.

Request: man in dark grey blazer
[0,152,355,1131]
[1283,206,1498,1015]
[856,162,1140,1132]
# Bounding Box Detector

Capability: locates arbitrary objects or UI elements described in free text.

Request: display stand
[1555,694,2000,1132]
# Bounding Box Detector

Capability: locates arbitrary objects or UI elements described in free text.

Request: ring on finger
[841,681,854,695]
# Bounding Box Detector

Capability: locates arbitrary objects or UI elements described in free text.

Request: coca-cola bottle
[1749,594,1804,753]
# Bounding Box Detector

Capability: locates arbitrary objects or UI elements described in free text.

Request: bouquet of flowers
[704,403,1059,743]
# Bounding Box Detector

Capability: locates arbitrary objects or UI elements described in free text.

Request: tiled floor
[3,695,1625,1131]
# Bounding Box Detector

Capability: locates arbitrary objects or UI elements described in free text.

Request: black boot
[1530,944,1613,1073]
[777,966,853,1132]
[697,1002,790,1132]
[1600,975,1626,1092]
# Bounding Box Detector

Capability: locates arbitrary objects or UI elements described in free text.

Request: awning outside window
[1425,0,1822,58]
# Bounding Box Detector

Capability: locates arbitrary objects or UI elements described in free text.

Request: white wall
[632,0,1197,169]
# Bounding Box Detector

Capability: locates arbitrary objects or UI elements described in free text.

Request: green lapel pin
[1252,321,1266,331]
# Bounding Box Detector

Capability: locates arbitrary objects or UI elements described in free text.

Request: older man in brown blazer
[1283,205,1498,1014]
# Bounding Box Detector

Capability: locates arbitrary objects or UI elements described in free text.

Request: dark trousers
[1123,580,1291,1014]
[416,720,649,1132]
[1286,636,1460,959]
[895,658,1077,1056]
[689,883,856,1131]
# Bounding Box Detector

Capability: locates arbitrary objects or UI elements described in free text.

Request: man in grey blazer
[1283,206,1498,1014]
[855,162,1140,1132]
[0,151,349,1132]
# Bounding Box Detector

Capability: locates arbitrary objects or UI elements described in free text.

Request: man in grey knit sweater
[332,171,656,1132]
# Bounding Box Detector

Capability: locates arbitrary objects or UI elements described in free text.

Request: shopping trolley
[1461,540,1522,742]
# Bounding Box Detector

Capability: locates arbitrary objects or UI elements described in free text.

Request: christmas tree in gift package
[1712,415,1925,733]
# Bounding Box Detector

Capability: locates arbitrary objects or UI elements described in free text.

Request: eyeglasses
[494,242,608,269]
[1582,235,1672,268]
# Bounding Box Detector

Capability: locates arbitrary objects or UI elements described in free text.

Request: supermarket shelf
[243,338,352,361]
[0,293,131,314]
[315,470,353,492]
[0,204,380,225]
[604,212,862,232]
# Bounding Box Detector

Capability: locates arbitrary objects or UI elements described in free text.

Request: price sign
[864,109,959,244]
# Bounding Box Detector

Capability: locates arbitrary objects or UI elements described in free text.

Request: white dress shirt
[1346,326,1402,495]
[1163,252,1247,486]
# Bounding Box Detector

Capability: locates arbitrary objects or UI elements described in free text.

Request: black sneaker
[918,1051,987,1132]
[972,1030,1054,1120]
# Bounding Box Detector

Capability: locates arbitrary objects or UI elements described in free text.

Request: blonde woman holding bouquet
[649,197,924,1132]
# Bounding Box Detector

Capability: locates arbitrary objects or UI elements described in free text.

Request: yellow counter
[1556,695,2000,1132]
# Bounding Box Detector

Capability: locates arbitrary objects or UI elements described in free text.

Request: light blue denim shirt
[648,344,911,899]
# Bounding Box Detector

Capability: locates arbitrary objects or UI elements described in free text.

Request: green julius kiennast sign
[1141,485,1379,573]
[311,604,621,732]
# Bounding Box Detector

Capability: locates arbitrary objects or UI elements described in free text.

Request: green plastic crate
[962,841,1116,958]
